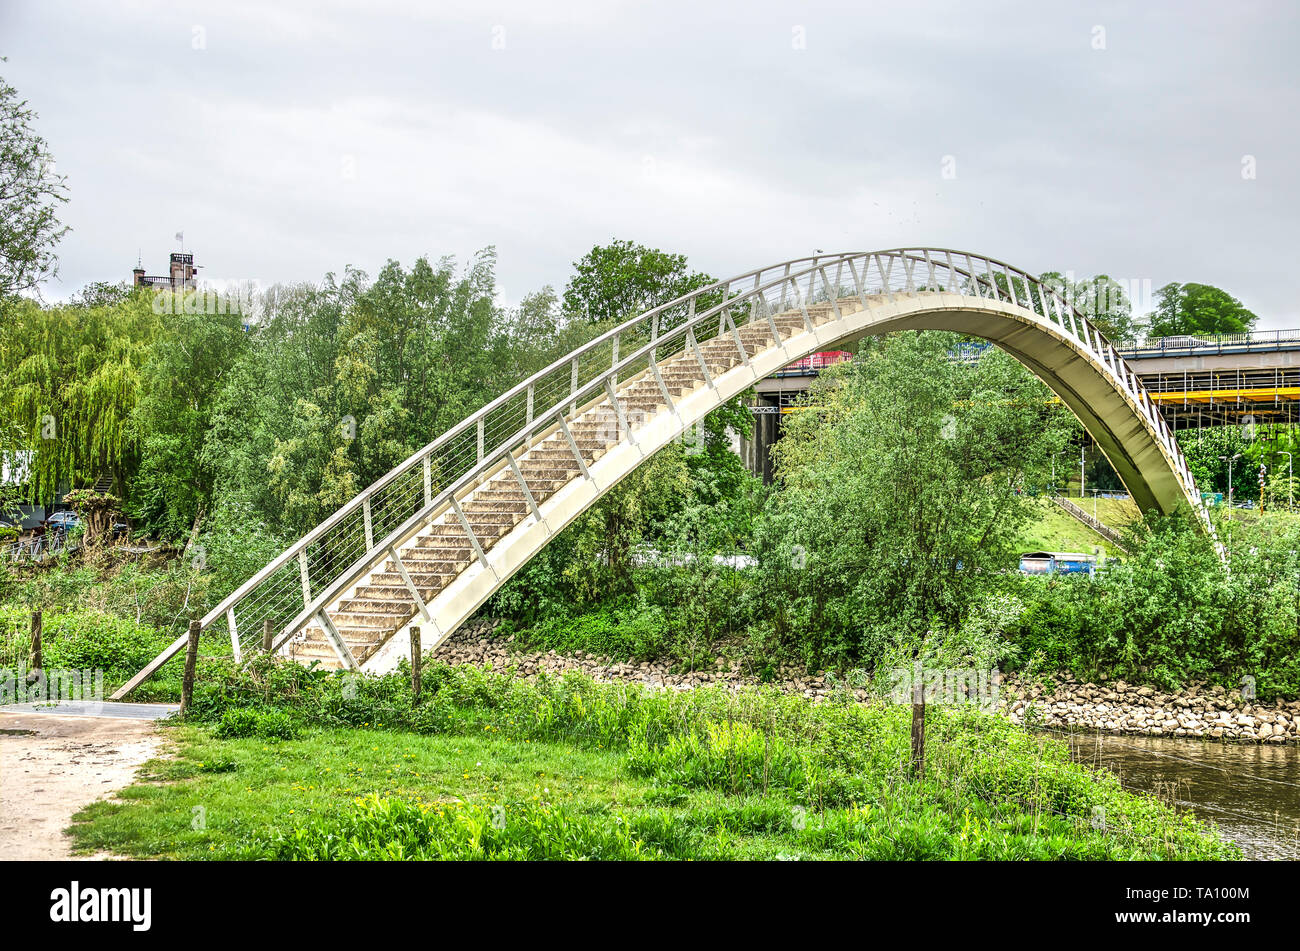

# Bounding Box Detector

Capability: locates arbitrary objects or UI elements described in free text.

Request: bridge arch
[117,249,1209,693]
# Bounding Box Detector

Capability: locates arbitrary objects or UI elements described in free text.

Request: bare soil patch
[0,712,168,860]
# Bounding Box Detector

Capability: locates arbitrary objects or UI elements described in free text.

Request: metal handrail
[1118,328,1300,355]
[121,248,1205,690]
[187,254,839,638]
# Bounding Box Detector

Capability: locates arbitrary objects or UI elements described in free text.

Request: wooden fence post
[180,620,201,715]
[410,625,422,704]
[262,618,273,654]
[910,658,925,778]
[29,608,42,671]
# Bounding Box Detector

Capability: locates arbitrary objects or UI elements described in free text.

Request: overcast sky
[3,0,1297,324]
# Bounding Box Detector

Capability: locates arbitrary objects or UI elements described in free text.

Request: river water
[1056,731,1300,859]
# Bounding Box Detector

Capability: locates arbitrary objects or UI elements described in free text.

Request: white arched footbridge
[116,249,1209,695]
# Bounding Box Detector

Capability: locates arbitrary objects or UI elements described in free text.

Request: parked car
[45,510,81,531]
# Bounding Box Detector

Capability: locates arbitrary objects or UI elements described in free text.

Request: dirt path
[0,712,168,860]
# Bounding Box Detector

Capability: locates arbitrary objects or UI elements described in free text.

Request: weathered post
[180,619,201,715]
[29,608,42,670]
[410,625,422,704]
[262,618,273,654]
[910,658,925,778]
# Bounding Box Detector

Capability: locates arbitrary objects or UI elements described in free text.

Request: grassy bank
[1013,499,1124,557]
[68,661,1237,860]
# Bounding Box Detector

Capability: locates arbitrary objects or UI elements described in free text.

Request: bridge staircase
[285,307,837,668]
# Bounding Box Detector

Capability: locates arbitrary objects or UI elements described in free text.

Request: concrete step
[355,582,440,601]
[523,447,592,464]
[368,571,455,589]
[517,466,579,481]
[330,616,398,636]
[337,598,413,617]
[463,498,528,515]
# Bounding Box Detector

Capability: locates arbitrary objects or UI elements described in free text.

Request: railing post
[316,610,358,670]
[505,450,542,522]
[450,496,490,569]
[848,257,870,312]
[687,328,715,389]
[556,414,593,479]
[726,311,751,366]
[388,545,432,623]
[227,607,241,661]
[818,266,843,321]
[298,549,311,607]
[603,378,636,446]
[569,356,579,416]
[362,497,374,550]
[411,625,422,704]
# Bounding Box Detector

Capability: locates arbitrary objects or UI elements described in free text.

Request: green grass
[70,725,648,859]
[1016,500,1122,557]
[66,662,1240,861]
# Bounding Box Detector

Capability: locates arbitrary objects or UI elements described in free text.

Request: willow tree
[0,293,160,503]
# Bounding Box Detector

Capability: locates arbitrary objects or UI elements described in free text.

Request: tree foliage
[1147,282,1258,337]
[562,239,713,324]
[0,66,68,299]
[754,332,1073,668]
[1039,271,1141,342]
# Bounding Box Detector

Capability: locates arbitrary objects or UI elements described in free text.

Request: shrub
[212,707,301,740]
[512,604,669,661]
[0,606,168,680]
[213,708,260,738]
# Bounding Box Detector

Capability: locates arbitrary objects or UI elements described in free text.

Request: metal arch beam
[354,291,1206,676]
[114,248,1210,698]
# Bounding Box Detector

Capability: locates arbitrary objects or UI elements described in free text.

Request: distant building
[132,252,199,291]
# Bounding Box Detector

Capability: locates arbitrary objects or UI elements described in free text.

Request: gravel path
[0,712,168,860]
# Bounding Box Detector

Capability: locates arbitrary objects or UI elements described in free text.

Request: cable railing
[117,248,1205,693]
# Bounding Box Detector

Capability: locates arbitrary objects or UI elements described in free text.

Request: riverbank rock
[428,623,1297,744]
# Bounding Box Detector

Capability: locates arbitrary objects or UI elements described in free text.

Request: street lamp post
[1280,450,1293,509]
[1220,453,1242,519]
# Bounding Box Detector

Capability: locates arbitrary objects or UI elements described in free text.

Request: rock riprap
[430,622,1299,744]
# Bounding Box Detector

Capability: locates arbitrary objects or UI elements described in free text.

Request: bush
[1002,512,1300,697]
[212,708,260,738]
[0,606,168,680]
[212,707,301,740]
[253,795,678,861]
[511,604,670,661]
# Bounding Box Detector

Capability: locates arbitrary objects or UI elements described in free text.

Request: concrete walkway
[0,700,177,719]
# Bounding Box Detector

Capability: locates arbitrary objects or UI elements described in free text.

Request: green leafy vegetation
[68,662,1236,860]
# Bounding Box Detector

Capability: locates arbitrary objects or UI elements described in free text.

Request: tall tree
[129,302,250,536]
[0,293,159,503]
[562,239,713,324]
[1039,271,1141,342]
[769,333,1070,654]
[760,333,1072,771]
[0,66,69,300]
[1147,282,1258,337]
